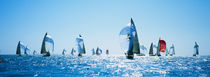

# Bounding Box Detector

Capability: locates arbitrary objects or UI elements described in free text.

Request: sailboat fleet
[16,41,31,56]
[15,18,199,58]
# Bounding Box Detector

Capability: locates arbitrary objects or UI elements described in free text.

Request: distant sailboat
[24,46,30,55]
[106,50,109,55]
[156,39,166,56]
[76,35,86,56]
[40,33,54,57]
[149,43,155,56]
[16,41,25,56]
[92,48,95,55]
[193,42,199,56]
[33,50,37,55]
[62,49,67,55]
[119,18,140,59]
[71,48,75,55]
[96,47,102,55]
[169,44,175,56]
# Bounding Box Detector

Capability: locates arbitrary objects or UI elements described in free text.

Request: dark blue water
[0,55,209,77]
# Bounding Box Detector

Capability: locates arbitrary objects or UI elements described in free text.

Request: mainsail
[193,42,199,56]
[130,18,141,55]
[76,35,86,56]
[119,18,139,59]
[16,41,25,56]
[40,33,54,56]
[149,43,155,56]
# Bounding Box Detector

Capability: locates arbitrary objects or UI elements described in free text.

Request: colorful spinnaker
[156,39,166,56]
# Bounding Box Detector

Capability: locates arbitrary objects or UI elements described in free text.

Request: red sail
[159,40,166,52]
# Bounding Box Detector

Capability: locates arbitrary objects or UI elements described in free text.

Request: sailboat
[119,18,140,59]
[33,50,37,55]
[71,48,75,55]
[76,35,86,56]
[96,47,102,55]
[169,44,175,56]
[16,41,25,56]
[40,33,54,57]
[149,43,155,56]
[92,48,95,55]
[106,49,109,55]
[156,39,166,56]
[62,49,67,55]
[24,46,30,55]
[193,42,199,56]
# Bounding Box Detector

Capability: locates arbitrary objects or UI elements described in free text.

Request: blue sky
[0,0,209,56]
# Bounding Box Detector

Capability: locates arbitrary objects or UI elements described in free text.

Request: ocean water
[0,55,209,77]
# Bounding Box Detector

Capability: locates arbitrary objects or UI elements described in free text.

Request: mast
[16,41,21,56]
[41,33,47,54]
[130,18,141,55]
[149,43,154,56]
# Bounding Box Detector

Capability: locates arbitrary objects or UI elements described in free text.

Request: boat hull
[126,55,134,59]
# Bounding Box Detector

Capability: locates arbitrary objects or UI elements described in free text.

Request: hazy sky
[0,0,209,56]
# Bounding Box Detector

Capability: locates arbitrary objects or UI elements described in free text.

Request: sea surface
[0,55,209,77]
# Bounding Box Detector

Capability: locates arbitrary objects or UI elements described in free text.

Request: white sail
[41,33,54,56]
[119,24,136,54]
[45,35,54,53]
[140,45,147,55]
[76,35,86,55]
